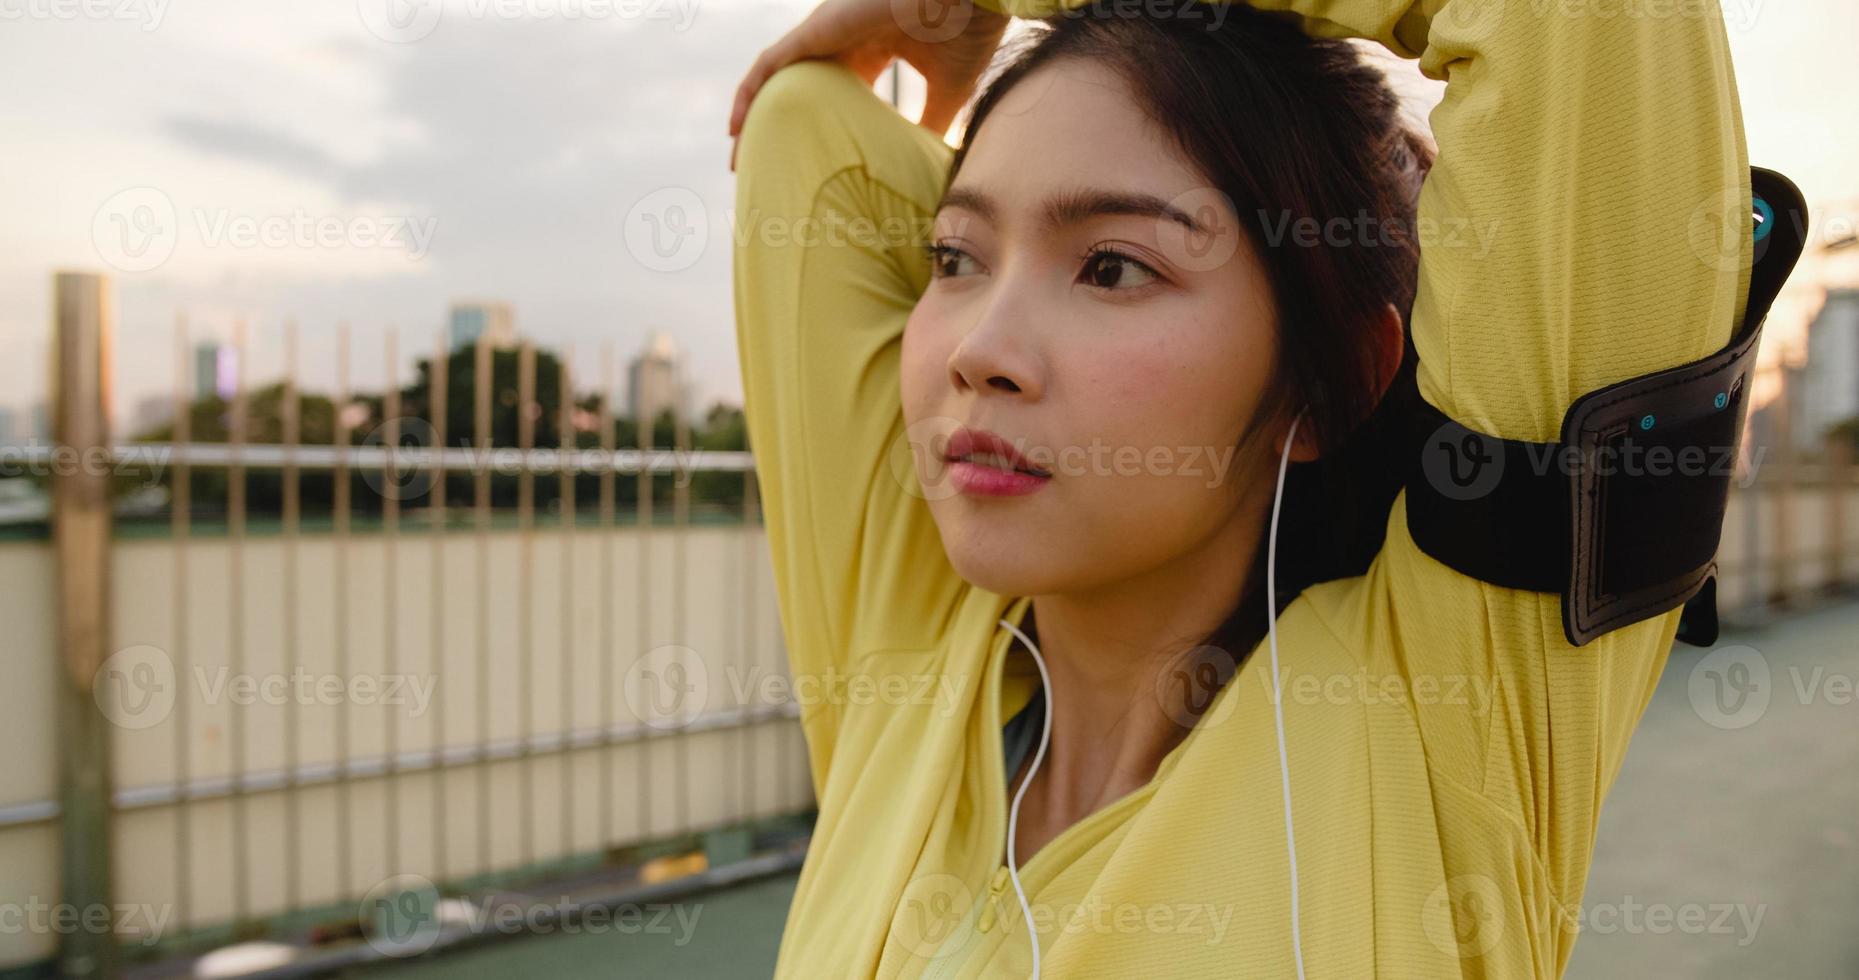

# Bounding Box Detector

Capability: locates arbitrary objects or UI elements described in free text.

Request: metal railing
[2,273,812,975]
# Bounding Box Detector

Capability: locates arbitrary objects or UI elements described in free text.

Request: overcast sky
[1,0,1854,432]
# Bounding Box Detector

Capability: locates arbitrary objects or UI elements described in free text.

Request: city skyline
[2,0,1856,437]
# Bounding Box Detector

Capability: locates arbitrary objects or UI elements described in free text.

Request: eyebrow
[935,184,1214,238]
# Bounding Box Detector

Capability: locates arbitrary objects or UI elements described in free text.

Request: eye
[1079,245,1162,290]
[924,242,982,279]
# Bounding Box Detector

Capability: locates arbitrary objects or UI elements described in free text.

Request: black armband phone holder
[1404,167,1808,647]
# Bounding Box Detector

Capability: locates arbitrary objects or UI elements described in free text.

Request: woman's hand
[728,0,1011,171]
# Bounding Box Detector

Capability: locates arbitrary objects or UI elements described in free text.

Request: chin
[936,517,1053,596]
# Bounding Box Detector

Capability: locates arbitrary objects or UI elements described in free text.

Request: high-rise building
[448,301,518,351]
[628,330,691,437]
[192,342,238,402]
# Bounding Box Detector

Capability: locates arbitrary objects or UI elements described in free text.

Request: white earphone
[996,408,1308,979]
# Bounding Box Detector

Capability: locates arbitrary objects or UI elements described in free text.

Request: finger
[728,48,779,137]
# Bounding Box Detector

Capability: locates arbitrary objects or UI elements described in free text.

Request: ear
[1368,301,1405,404]
[1281,302,1405,465]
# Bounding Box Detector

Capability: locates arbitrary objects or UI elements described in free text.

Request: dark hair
[950,2,1433,678]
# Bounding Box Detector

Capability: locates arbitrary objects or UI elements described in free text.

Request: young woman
[727,0,1751,975]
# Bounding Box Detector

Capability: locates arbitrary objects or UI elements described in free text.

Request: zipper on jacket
[976,865,1012,932]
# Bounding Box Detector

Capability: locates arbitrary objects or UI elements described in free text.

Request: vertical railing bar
[282,318,302,913]
[672,370,690,833]
[333,323,354,902]
[1828,432,1849,593]
[558,349,575,859]
[171,312,193,931]
[723,428,739,826]
[429,330,449,885]
[739,446,757,823]
[228,317,249,923]
[516,342,536,869]
[51,272,118,978]
[473,335,492,878]
[598,344,615,849]
[635,391,653,842]
[383,328,402,876]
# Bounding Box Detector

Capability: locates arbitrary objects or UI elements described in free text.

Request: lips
[945,426,1051,478]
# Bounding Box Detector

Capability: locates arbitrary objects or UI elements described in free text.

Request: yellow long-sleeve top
[730,0,1752,974]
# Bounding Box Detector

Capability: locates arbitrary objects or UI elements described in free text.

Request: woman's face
[900,57,1288,598]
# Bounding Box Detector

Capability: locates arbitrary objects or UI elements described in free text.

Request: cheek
[1065,311,1267,461]
[899,306,944,422]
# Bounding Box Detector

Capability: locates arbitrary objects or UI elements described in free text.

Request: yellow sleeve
[978,0,1753,961]
[731,61,968,793]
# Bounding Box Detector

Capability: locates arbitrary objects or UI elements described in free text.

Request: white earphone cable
[994,408,1305,980]
[1269,411,1308,980]
[997,614,1052,980]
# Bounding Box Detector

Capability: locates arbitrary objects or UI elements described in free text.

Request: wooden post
[51,271,119,978]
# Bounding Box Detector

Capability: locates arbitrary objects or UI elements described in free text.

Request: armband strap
[1405,167,1808,647]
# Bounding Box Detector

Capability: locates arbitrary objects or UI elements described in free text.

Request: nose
[946,299,1043,400]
